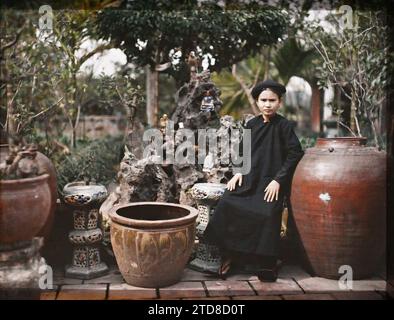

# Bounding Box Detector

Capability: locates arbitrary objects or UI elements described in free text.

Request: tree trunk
[263,47,271,80]
[2,56,16,137]
[311,82,323,133]
[70,72,78,149]
[146,66,159,127]
[350,88,356,133]
[231,64,259,115]
[5,82,16,137]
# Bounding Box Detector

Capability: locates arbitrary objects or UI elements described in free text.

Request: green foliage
[55,135,124,194]
[96,1,288,85]
[0,9,64,137]
[299,134,318,150]
[212,36,318,120]
[301,10,388,147]
[86,74,146,118]
[1,8,145,150]
[0,9,97,138]
[212,54,265,118]
[272,37,318,85]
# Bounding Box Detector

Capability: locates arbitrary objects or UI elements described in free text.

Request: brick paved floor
[39,264,391,300]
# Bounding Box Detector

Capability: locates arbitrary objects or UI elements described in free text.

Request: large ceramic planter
[0,174,52,245]
[0,144,57,239]
[109,202,198,288]
[291,137,386,279]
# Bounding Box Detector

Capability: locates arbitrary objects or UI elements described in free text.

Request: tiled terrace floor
[38,264,392,300]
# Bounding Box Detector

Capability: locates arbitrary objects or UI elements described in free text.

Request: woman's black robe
[204,113,304,257]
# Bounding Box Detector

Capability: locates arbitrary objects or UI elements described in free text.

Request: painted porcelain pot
[109,202,198,288]
[291,137,386,279]
[63,182,108,207]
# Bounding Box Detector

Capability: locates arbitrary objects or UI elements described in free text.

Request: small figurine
[200,91,214,112]
[187,51,200,80]
[202,152,215,173]
[159,114,169,133]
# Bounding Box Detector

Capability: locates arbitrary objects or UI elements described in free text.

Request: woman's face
[256,89,281,118]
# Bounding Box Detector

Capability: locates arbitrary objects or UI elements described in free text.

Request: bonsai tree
[0,8,63,179]
[96,0,288,126]
[46,10,114,148]
[303,9,388,147]
[0,9,62,141]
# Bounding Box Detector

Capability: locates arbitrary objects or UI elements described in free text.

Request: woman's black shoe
[257,268,278,282]
[218,258,232,280]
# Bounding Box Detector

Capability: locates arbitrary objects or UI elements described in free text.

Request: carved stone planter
[188,183,227,273]
[0,237,46,290]
[63,182,109,279]
[109,202,198,288]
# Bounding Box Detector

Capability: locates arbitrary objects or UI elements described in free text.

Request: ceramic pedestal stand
[188,183,226,273]
[63,182,109,279]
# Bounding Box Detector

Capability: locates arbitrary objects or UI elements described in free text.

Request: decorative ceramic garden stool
[188,183,226,273]
[63,182,109,279]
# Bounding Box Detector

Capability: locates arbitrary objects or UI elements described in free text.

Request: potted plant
[290,10,388,279]
[0,9,62,242]
[0,141,53,247]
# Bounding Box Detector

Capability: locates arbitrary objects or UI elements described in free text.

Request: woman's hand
[264,180,280,202]
[227,173,243,191]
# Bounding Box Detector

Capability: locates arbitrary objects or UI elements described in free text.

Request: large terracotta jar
[109,202,198,288]
[0,144,57,239]
[0,174,52,246]
[291,137,386,279]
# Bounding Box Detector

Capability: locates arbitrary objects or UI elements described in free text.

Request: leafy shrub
[55,135,124,194]
[299,135,318,150]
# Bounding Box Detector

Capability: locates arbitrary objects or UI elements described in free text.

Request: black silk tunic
[204,113,304,257]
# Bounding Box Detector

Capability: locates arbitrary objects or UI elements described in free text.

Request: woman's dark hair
[260,87,283,99]
[251,79,286,100]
